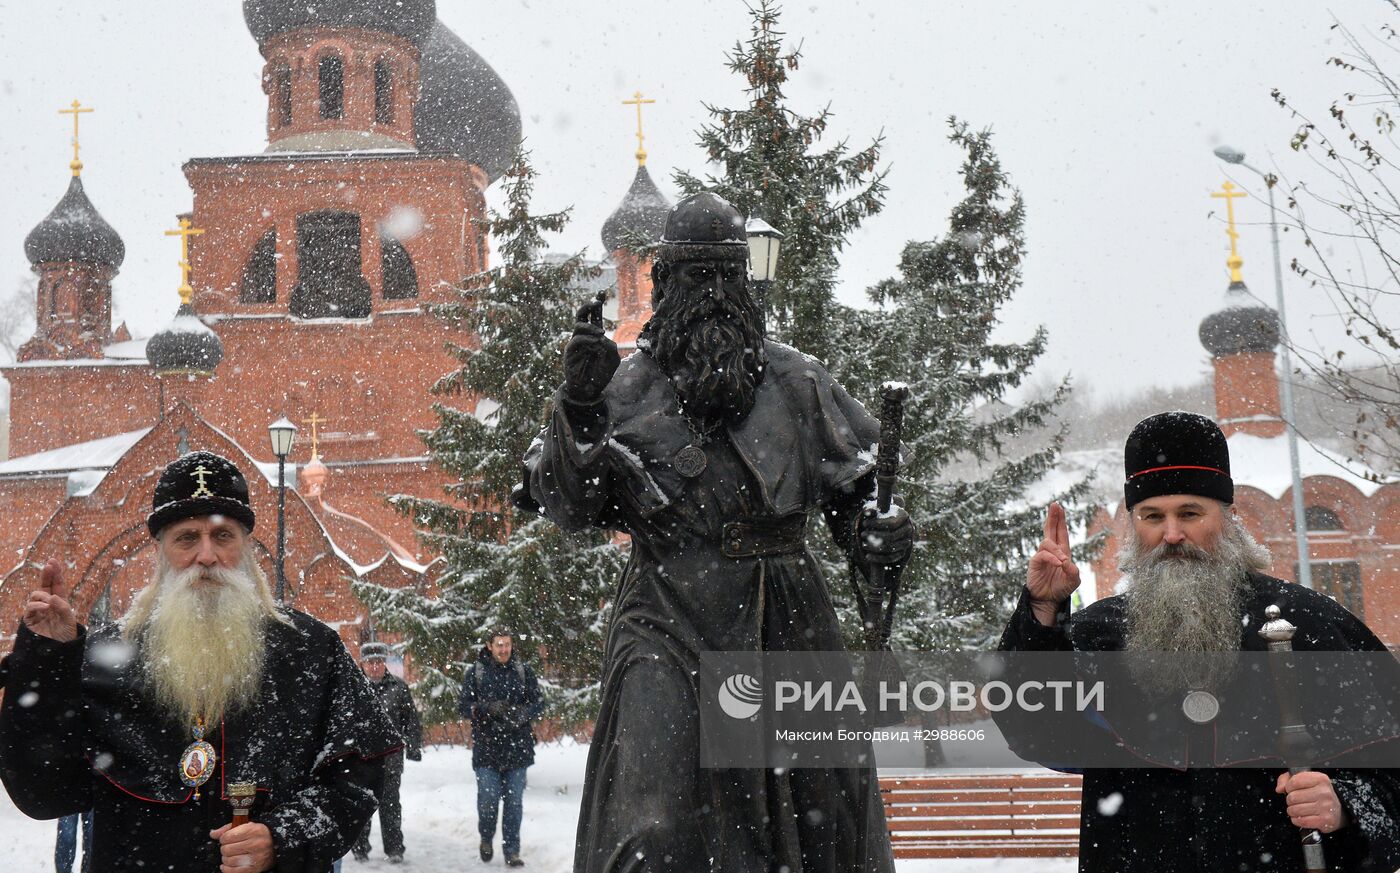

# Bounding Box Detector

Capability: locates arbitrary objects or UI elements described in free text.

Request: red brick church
[0,1,537,651]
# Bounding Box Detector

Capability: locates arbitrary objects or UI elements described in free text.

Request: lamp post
[268,417,297,602]
[745,217,784,310]
[1213,145,1314,591]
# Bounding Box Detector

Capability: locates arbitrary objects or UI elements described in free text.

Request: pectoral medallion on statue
[1181,690,1220,725]
[674,445,708,478]
[179,718,217,799]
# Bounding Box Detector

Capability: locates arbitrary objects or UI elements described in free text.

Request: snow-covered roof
[103,338,149,360]
[1227,431,1390,498]
[0,428,150,477]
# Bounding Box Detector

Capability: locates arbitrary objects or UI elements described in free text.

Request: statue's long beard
[1119,513,1271,695]
[640,272,767,428]
[124,554,275,726]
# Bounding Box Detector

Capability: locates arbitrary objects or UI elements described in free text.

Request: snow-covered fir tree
[674,0,887,365]
[356,149,625,725]
[842,120,1097,650]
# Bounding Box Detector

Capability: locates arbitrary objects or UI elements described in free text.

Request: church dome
[243,0,437,46]
[602,165,670,253]
[415,21,521,183]
[147,305,224,375]
[24,176,125,268]
[1198,281,1280,357]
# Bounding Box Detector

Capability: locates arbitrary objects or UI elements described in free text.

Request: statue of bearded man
[522,192,912,872]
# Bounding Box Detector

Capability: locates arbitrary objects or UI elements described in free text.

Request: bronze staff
[1258,604,1326,873]
[851,381,910,652]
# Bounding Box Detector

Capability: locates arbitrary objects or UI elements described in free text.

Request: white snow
[1226,431,1390,498]
[0,428,149,476]
[102,339,149,360]
[158,314,217,337]
[0,742,1070,871]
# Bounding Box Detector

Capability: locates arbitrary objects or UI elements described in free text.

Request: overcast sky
[0,0,1385,402]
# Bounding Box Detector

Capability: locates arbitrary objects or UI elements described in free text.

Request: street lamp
[268,417,297,602]
[745,216,783,308]
[1213,144,1314,591]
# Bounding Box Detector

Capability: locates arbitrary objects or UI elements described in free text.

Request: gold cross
[191,464,214,498]
[1211,181,1248,283]
[58,100,94,177]
[302,412,326,460]
[622,91,656,167]
[164,217,206,306]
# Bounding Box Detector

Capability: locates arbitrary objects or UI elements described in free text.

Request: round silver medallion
[1181,690,1220,725]
[674,445,708,478]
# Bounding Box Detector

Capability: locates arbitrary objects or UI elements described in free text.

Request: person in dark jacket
[998,413,1400,872]
[458,629,542,867]
[0,451,400,872]
[351,642,422,864]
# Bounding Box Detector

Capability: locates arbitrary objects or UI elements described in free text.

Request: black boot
[480,841,493,862]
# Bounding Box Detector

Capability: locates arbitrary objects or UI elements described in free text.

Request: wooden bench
[878,772,1082,858]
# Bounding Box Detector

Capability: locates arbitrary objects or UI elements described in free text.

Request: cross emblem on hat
[191,464,214,498]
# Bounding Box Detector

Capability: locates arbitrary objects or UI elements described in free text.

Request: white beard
[122,553,278,726]
[1118,511,1271,695]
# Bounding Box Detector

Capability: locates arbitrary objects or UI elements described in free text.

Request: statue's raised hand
[1026,502,1081,626]
[563,292,619,405]
[22,559,78,642]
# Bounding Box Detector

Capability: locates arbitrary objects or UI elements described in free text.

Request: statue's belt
[721,514,807,558]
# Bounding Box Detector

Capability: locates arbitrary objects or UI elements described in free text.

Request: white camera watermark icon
[718,673,763,719]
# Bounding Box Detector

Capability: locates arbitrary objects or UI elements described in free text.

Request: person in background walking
[352,642,423,865]
[459,629,542,867]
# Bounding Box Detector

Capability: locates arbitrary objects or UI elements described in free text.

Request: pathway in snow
[0,741,1072,872]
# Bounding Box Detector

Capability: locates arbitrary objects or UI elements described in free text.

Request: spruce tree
[843,120,1096,651]
[674,0,887,365]
[356,149,625,726]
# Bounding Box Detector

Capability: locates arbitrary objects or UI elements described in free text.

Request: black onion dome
[1199,281,1281,356]
[24,176,125,268]
[146,304,224,374]
[602,165,671,253]
[415,21,521,183]
[243,0,437,46]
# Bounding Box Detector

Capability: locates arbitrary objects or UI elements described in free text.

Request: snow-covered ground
[0,741,1073,871]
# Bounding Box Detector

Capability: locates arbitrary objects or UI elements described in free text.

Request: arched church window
[240,228,277,304]
[1305,505,1345,531]
[381,234,418,299]
[291,210,371,319]
[274,65,292,127]
[318,54,344,120]
[374,60,394,125]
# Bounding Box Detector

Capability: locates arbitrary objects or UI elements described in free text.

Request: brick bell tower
[601,92,670,349]
[18,101,125,362]
[1198,180,1284,438]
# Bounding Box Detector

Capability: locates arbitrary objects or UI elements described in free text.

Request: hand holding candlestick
[1259,604,1328,873]
[228,781,257,828]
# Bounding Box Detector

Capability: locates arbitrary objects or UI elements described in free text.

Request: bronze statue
[523,192,912,872]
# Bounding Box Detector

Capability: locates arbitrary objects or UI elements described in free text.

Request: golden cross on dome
[302,412,326,460]
[1211,180,1248,284]
[164,217,206,306]
[191,464,214,498]
[622,91,656,167]
[58,100,94,177]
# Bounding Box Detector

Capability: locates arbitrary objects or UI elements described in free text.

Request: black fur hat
[147,450,256,537]
[1123,412,1233,510]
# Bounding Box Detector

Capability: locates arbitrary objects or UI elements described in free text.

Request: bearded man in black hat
[0,450,401,872]
[998,412,1400,872]
[521,192,912,872]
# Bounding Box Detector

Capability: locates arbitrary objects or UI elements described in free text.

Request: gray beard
[1119,514,1271,695]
